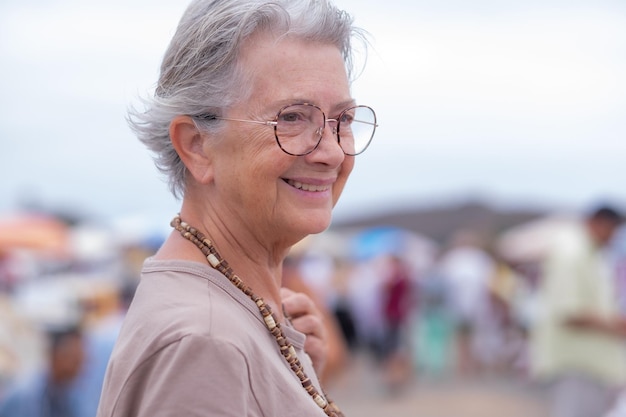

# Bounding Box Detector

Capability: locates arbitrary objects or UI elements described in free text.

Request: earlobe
[170,116,213,184]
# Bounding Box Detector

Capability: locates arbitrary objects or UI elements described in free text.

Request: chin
[296,211,332,236]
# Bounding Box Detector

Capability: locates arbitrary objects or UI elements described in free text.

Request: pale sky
[1,0,625,230]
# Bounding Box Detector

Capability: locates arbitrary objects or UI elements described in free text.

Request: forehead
[238,32,351,106]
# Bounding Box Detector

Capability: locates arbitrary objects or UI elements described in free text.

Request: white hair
[128,0,368,198]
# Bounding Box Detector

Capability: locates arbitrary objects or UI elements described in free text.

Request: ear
[169,115,214,185]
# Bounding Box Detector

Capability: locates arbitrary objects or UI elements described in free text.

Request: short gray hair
[129,0,367,198]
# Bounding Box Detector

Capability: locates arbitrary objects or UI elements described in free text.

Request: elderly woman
[97,0,376,416]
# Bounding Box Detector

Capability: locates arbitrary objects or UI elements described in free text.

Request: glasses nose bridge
[314,117,339,137]
[324,117,339,136]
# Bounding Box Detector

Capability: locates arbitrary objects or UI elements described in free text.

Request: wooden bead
[263,314,277,330]
[207,253,221,268]
[313,394,328,409]
[288,346,297,359]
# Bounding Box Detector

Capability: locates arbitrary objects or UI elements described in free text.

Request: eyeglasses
[198,103,377,156]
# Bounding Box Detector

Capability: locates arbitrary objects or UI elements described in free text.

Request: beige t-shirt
[96,259,329,417]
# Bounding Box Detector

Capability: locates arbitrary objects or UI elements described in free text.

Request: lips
[285,179,331,192]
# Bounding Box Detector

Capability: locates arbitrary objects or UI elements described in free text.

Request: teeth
[287,180,330,192]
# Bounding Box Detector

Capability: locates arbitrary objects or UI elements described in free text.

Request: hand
[566,314,626,337]
[280,287,328,376]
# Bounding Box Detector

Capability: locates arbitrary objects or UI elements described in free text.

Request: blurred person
[0,252,16,293]
[380,255,416,390]
[611,225,626,315]
[96,1,377,416]
[436,231,497,376]
[329,258,359,351]
[412,265,455,377]
[606,226,626,417]
[530,205,626,417]
[381,256,414,357]
[346,256,388,360]
[72,282,136,417]
[0,324,84,417]
[0,295,21,397]
[486,260,533,375]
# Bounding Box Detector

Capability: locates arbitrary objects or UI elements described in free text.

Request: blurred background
[1,0,625,416]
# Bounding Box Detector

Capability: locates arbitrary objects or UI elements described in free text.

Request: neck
[178,193,301,259]
[160,213,286,317]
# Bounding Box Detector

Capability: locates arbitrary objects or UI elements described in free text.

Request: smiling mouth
[285,179,331,192]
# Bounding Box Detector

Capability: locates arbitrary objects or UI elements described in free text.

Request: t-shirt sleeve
[111,334,253,417]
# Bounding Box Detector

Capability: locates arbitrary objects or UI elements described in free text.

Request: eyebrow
[331,99,358,113]
[273,98,357,113]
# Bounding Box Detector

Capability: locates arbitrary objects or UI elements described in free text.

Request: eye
[279,111,307,123]
[339,109,355,125]
[278,105,318,124]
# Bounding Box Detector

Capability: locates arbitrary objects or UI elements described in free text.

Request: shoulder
[114,264,264,357]
[99,268,271,417]
[99,334,255,417]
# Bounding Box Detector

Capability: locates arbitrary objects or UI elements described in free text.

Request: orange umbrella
[0,214,70,255]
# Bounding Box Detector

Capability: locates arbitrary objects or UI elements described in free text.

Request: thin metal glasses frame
[198,103,377,156]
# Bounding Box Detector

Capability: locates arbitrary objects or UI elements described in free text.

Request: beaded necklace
[171,215,344,417]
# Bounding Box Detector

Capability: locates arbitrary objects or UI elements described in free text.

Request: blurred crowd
[0,212,155,417]
[1,204,626,416]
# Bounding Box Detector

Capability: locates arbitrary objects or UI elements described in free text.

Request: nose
[307,119,345,164]
[315,120,338,138]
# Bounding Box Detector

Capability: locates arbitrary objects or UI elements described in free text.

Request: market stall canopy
[350,225,438,273]
[497,214,579,264]
[0,213,70,256]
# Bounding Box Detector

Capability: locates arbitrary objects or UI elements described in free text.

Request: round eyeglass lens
[275,104,325,156]
[338,105,377,156]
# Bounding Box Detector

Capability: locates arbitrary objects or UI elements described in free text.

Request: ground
[329,353,549,417]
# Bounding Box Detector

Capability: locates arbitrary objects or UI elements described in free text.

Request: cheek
[246,129,276,160]
[237,130,292,188]
[221,126,279,170]
[333,157,355,202]
[250,132,286,167]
